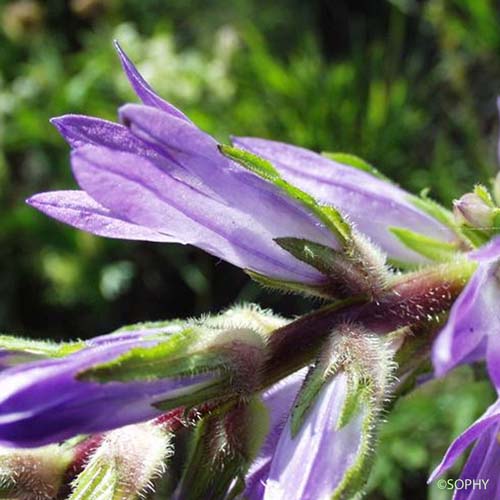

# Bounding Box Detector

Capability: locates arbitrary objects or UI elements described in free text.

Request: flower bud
[173,397,269,500]
[453,192,494,228]
[265,323,396,500]
[68,422,172,499]
[0,444,73,499]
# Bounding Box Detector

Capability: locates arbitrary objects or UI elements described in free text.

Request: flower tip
[25,194,40,208]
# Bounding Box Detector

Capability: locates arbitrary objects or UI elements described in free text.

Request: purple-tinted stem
[260,261,473,388]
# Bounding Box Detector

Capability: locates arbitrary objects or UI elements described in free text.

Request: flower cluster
[0,43,498,499]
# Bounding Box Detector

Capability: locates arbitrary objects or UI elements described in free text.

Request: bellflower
[429,239,500,495]
[27,42,455,292]
[0,324,215,447]
[27,44,346,287]
[245,324,395,500]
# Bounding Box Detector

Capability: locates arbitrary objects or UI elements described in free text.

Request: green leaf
[390,228,458,262]
[220,144,351,243]
[322,151,392,182]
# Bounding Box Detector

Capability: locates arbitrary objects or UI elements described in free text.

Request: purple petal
[50,115,155,154]
[470,236,500,262]
[50,115,223,201]
[0,332,213,447]
[263,372,365,500]
[118,105,340,250]
[70,143,327,283]
[456,422,500,500]
[432,262,500,379]
[114,41,190,122]
[429,399,500,481]
[233,137,456,263]
[245,368,307,500]
[27,190,175,242]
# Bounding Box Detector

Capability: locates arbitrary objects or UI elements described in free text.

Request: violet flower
[27,44,344,286]
[432,236,500,385]
[27,42,454,290]
[0,324,216,447]
[430,239,500,493]
[261,371,368,500]
[429,399,500,498]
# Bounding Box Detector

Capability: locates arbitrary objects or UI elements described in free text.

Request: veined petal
[470,236,500,262]
[0,332,213,447]
[26,190,175,242]
[70,144,328,283]
[263,372,366,500]
[245,368,307,500]
[118,105,340,251]
[233,137,455,263]
[429,399,500,481]
[50,115,154,154]
[50,115,224,200]
[432,262,500,379]
[455,422,500,500]
[114,41,191,122]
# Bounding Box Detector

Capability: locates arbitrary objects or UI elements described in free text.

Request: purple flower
[0,324,214,447]
[232,137,456,263]
[259,371,368,500]
[429,399,500,498]
[431,239,500,493]
[432,237,500,387]
[28,43,455,287]
[27,43,345,286]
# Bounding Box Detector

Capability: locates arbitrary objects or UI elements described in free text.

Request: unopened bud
[82,308,270,412]
[173,397,269,500]
[0,444,73,499]
[277,323,396,500]
[453,192,494,228]
[68,422,172,499]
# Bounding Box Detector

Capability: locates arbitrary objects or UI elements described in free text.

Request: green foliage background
[0,0,498,498]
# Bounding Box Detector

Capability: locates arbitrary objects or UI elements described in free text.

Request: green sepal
[0,334,83,358]
[408,189,456,230]
[68,423,171,500]
[275,237,348,276]
[390,227,458,262]
[68,459,117,500]
[176,398,268,500]
[332,385,378,500]
[246,269,332,299]
[460,226,491,248]
[290,366,326,436]
[474,184,495,207]
[219,144,351,243]
[79,327,207,382]
[321,151,392,182]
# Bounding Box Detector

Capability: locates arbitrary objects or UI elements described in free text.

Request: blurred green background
[0,0,498,498]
